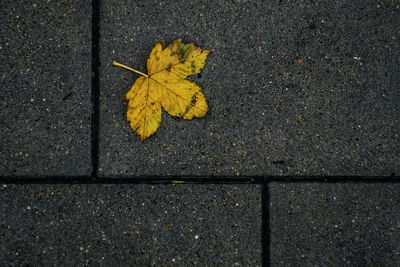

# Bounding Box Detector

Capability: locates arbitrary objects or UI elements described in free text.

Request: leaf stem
[112,61,148,77]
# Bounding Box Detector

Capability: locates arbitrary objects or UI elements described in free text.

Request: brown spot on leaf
[191,61,196,73]
[181,92,198,119]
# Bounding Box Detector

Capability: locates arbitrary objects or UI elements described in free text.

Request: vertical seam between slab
[262,182,270,267]
[91,0,100,178]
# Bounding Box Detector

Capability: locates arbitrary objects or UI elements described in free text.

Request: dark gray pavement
[0,184,261,266]
[100,0,399,177]
[0,1,92,176]
[1,0,400,266]
[270,183,400,266]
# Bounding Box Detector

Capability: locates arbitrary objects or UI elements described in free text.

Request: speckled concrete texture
[0,1,92,176]
[270,183,400,265]
[0,184,261,266]
[99,0,399,177]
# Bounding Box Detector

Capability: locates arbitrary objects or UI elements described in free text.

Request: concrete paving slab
[0,184,261,265]
[270,183,400,265]
[0,1,92,176]
[99,0,399,177]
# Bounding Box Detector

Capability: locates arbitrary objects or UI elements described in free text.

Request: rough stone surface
[0,1,92,176]
[0,184,261,266]
[270,183,400,266]
[99,0,399,177]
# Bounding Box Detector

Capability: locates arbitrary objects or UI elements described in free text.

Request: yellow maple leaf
[113,39,212,141]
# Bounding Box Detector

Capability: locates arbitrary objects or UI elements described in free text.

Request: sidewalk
[1,0,399,265]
